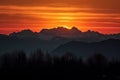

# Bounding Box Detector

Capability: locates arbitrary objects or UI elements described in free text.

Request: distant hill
[8,27,120,42]
[0,34,8,39]
[0,36,69,53]
[9,29,38,38]
[40,27,81,37]
[0,27,120,54]
[51,39,120,59]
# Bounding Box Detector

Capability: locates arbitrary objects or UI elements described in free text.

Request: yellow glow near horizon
[63,26,71,29]
[0,3,120,34]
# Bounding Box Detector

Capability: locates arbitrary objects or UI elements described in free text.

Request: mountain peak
[9,29,37,38]
[20,29,33,33]
[71,26,81,32]
[6,27,120,41]
[57,26,68,29]
[71,26,78,30]
[40,26,81,36]
[85,30,101,35]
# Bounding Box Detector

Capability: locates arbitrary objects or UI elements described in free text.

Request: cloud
[0,5,120,28]
[0,0,120,34]
[0,13,43,24]
[1,6,120,14]
[1,0,120,18]
[0,0,120,9]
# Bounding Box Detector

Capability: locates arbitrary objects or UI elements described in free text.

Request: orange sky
[0,0,120,34]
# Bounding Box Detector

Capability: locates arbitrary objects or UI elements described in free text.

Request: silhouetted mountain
[9,29,38,39]
[0,36,68,53]
[52,39,120,59]
[0,34,8,39]
[0,27,120,53]
[8,27,120,42]
[38,27,82,40]
[40,27,81,36]
[39,27,120,42]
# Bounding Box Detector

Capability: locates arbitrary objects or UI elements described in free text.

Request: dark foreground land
[0,50,120,80]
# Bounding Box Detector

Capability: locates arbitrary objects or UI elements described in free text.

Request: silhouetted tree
[0,50,120,80]
[15,51,26,68]
[87,53,108,79]
[30,49,44,65]
[61,52,77,64]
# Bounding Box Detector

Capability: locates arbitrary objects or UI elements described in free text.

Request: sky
[0,0,120,34]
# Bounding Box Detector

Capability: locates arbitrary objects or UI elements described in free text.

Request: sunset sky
[0,0,120,34]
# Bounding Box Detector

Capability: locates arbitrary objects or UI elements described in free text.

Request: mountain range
[51,39,120,59]
[8,27,120,42]
[0,27,120,59]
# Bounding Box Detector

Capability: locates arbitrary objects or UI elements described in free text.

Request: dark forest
[0,49,120,80]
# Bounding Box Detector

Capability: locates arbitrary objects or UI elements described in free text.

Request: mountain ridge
[3,27,119,42]
[51,39,120,59]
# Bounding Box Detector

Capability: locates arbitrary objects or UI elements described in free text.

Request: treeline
[0,49,120,80]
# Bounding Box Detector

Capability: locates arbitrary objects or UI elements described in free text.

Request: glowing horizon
[0,0,120,34]
[1,26,119,35]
